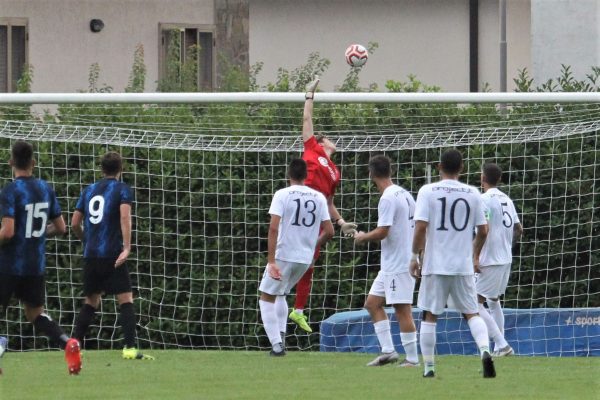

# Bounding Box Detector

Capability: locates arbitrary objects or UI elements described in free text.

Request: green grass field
[1,350,598,400]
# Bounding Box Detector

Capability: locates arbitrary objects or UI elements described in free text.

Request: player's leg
[0,275,14,374]
[364,288,398,366]
[487,263,511,346]
[454,276,496,378]
[73,258,104,344]
[476,266,511,354]
[417,275,448,378]
[289,262,315,333]
[259,261,296,356]
[274,296,288,348]
[73,294,100,343]
[393,304,419,366]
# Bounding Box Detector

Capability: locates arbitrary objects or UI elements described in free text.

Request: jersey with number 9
[75,178,133,258]
[268,185,330,265]
[414,179,487,276]
[0,176,62,275]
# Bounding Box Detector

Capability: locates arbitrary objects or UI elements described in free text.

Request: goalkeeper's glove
[339,220,358,237]
[305,75,320,99]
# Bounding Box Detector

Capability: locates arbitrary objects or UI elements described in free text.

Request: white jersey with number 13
[268,184,330,265]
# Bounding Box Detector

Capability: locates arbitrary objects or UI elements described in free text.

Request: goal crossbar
[2,92,600,104]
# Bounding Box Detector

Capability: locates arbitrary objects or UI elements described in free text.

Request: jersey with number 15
[75,178,133,259]
[268,185,330,265]
[0,176,62,276]
[414,179,487,276]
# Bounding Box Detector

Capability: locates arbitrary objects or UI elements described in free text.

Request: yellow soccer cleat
[122,346,155,360]
[288,311,313,333]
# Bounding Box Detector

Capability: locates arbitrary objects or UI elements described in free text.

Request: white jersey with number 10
[414,179,487,276]
[268,185,330,265]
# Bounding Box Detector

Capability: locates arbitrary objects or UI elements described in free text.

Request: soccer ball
[345,44,368,67]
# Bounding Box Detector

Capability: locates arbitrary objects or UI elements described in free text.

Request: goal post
[0,92,598,355]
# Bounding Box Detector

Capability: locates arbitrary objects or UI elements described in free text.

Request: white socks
[478,304,508,349]
[487,299,504,334]
[275,296,288,334]
[400,331,419,363]
[259,300,281,347]
[467,316,490,356]
[373,320,395,353]
[419,321,436,368]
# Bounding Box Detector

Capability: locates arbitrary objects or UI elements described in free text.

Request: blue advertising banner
[319,308,600,356]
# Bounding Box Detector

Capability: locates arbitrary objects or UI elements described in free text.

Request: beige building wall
[250,0,531,92]
[0,0,214,92]
[478,0,531,90]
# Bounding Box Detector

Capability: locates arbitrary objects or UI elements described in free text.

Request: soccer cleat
[397,359,420,368]
[288,311,312,333]
[65,338,82,375]
[366,351,399,367]
[492,345,514,357]
[482,351,496,378]
[423,370,435,378]
[122,347,155,360]
[269,349,286,357]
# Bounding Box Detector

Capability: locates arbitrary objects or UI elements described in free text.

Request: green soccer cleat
[288,310,312,333]
[122,347,155,360]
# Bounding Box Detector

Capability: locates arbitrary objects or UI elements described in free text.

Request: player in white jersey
[259,159,334,356]
[410,149,496,378]
[354,155,419,367]
[476,163,523,356]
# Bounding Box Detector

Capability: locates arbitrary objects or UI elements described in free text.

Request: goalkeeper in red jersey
[288,77,357,332]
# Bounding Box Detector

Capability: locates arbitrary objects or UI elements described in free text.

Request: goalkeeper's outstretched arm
[328,196,357,237]
[302,76,320,142]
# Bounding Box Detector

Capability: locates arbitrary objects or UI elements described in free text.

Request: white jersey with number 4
[378,184,416,274]
[480,187,520,266]
[268,184,330,265]
[414,179,487,276]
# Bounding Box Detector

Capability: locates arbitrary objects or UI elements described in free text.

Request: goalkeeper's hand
[339,221,358,237]
[305,75,320,99]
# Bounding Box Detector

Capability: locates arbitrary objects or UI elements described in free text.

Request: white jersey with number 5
[378,184,416,274]
[414,179,487,275]
[480,188,520,266]
[268,184,330,265]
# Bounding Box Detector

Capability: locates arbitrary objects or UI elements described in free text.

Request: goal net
[0,94,598,355]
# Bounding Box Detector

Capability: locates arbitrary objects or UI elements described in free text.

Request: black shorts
[83,258,132,296]
[0,273,45,308]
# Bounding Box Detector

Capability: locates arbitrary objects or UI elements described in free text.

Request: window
[0,18,28,93]
[159,24,215,91]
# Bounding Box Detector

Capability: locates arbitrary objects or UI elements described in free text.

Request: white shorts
[417,274,479,315]
[258,259,310,296]
[475,264,510,299]
[368,271,415,305]
[476,263,511,299]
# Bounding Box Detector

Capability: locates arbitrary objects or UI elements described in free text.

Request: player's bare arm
[302,76,320,142]
[115,203,132,268]
[71,210,84,240]
[328,196,357,237]
[46,215,67,238]
[0,216,14,244]
[266,214,281,280]
[354,226,389,245]
[410,220,427,278]
[316,219,335,248]
[514,222,523,242]
[473,223,489,273]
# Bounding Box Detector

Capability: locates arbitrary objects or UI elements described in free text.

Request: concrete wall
[531,0,599,85]
[249,0,531,92]
[0,0,214,92]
